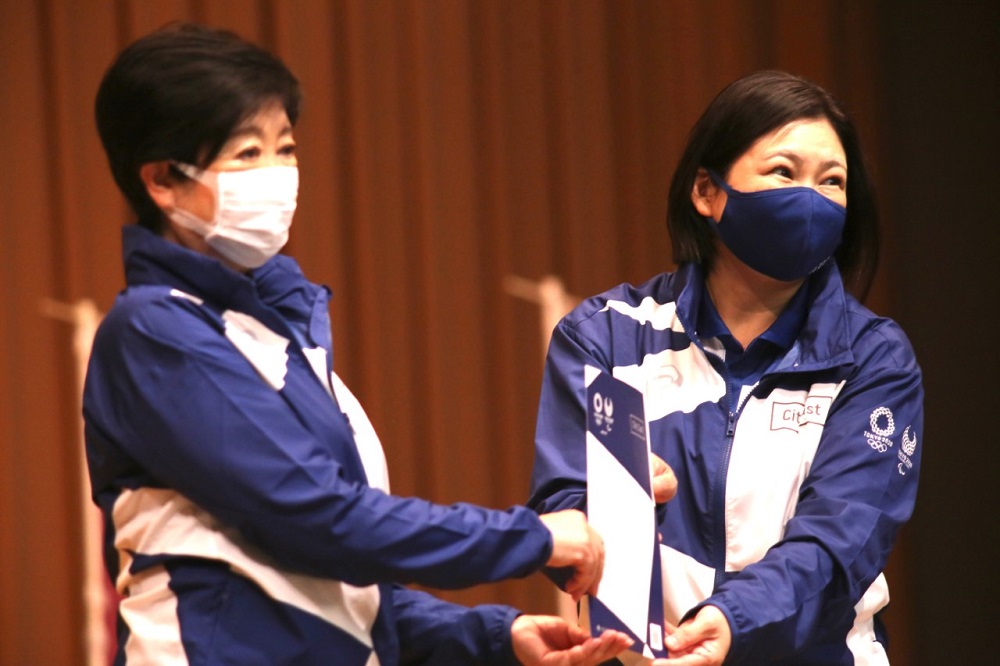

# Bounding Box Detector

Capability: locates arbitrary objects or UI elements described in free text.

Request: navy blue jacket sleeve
[83,290,552,589]
[708,318,924,661]
[528,313,608,516]
[528,316,618,590]
[391,586,520,665]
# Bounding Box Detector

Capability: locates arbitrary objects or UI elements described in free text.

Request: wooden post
[40,299,109,666]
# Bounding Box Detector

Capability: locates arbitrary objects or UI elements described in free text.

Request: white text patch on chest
[769,396,832,433]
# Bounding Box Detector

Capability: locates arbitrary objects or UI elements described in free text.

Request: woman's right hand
[511,614,632,665]
[538,509,605,601]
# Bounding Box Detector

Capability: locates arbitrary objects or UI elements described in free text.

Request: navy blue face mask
[707,170,846,281]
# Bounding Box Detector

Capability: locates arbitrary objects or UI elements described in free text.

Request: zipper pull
[727,411,736,438]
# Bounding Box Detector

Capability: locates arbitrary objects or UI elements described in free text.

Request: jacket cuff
[487,605,523,665]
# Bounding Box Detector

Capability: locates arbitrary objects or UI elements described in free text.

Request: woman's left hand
[510,614,632,665]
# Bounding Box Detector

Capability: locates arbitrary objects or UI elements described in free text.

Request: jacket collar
[122,225,331,349]
[124,224,256,307]
[672,260,855,373]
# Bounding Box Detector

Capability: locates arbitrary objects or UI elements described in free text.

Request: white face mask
[167,162,299,269]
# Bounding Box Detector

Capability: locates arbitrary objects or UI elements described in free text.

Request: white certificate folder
[582,366,666,661]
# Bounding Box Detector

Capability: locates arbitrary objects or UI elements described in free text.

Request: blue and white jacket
[529,262,923,664]
[84,225,552,665]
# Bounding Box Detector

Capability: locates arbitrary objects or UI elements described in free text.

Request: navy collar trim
[673,261,854,372]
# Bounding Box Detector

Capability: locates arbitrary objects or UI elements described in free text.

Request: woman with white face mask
[529,71,924,665]
[86,23,630,666]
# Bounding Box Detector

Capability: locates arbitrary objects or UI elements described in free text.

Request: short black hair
[95,22,301,232]
[665,70,880,299]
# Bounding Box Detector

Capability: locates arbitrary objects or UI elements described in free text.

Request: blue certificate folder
[582,366,666,661]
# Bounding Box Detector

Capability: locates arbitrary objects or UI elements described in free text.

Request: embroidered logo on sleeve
[897,425,918,475]
[865,406,895,453]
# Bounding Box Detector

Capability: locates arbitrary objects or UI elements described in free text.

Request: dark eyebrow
[768,150,846,172]
[228,123,294,140]
[228,127,262,140]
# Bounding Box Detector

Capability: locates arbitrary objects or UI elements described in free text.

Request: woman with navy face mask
[85,23,634,666]
[529,71,923,665]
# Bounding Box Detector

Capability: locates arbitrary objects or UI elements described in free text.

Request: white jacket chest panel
[603,299,727,420]
[725,382,845,571]
[221,309,291,390]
